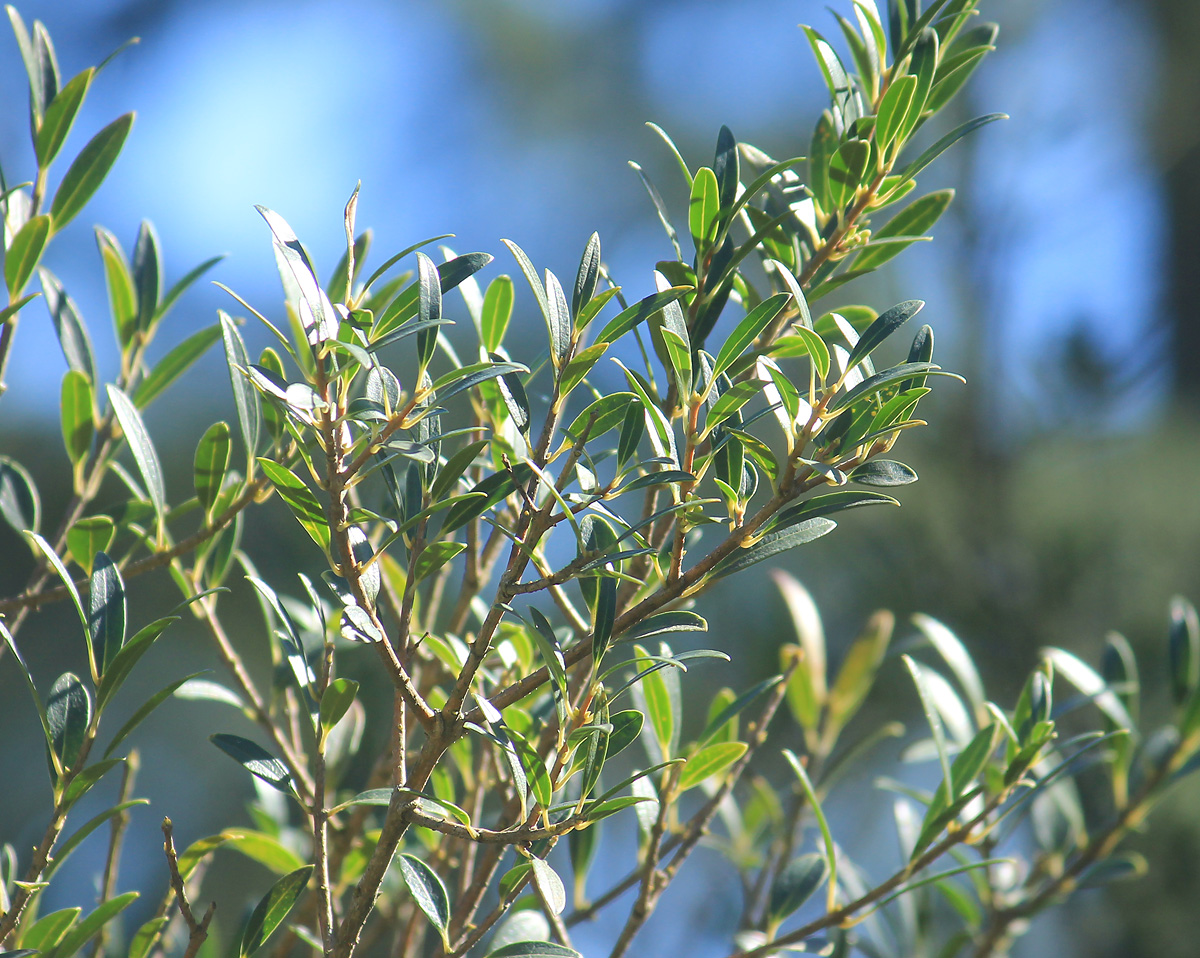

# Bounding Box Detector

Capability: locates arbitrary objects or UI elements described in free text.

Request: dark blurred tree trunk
[1147,0,1200,405]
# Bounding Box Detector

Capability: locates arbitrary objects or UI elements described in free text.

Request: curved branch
[0,477,270,617]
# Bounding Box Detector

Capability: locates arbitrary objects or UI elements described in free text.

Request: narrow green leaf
[194,421,231,518]
[927,44,993,115]
[133,323,222,407]
[319,678,359,733]
[19,907,80,953]
[914,727,1001,855]
[102,669,206,759]
[127,917,169,958]
[767,853,829,926]
[509,724,554,810]
[47,672,91,768]
[370,253,490,341]
[829,361,955,413]
[0,291,39,324]
[613,361,676,466]
[60,370,94,468]
[358,233,450,296]
[220,311,261,465]
[569,821,599,910]
[51,892,138,958]
[132,220,162,332]
[501,237,552,342]
[31,20,60,107]
[96,227,137,348]
[633,644,675,761]
[62,757,124,808]
[711,518,838,580]
[901,28,940,141]
[106,385,166,534]
[689,166,720,252]
[782,749,838,910]
[39,267,98,385]
[845,300,923,370]
[174,678,247,712]
[848,459,917,486]
[530,857,566,916]
[677,741,746,792]
[592,576,617,666]
[211,733,293,794]
[876,74,917,156]
[802,24,851,104]
[572,231,601,317]
[89,552,126,676]
[856,190,954,272]
[4,213,50,295]
[712,293,792,378]
[773,491,899,529]
[558,341,607,398]
[222,829,306,876]
[629,159,682,259]
[154,255,225,324]
[1043,647,1136,733]
[399,854,452,949]
[893,113,1007,188]
[25,530,88,634]
[544,268,571,364]
[171,833,232,882]
[481,274,515,351]
[828,138,870,211]
[415,250,442,370]
[49,113,134,230]
[47,799,148,879]
[713,124,739,212]
[0,456,41,535]
[828,610,893,733]
[524,605,567,691]
[881,857,1012,909]
[411,540,466,584]
[427,438,487,502]
[0,622,56,756]
[432,360,528,406]
[913,614,986,722]
[593,286,693,345]
[440,463,530,533]
[616,400,644,468]
[66,516,113,575]
[257,206,334,345]
[331,788,474,830]
[701,379,764,439]
[904,655,954,792]
[257,458,329,553]
[774,571,826,731]
[1168,596,1200,707]
[486,942,581,958]
[240,866,312,956]
[8,6,44,124]
[809,110,836,214]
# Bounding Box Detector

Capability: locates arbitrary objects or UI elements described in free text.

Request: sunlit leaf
[240,866,312,956]
[50,113,134,230]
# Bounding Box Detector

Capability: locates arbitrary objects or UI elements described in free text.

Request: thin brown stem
[161,818,216,958]
[90,751,140,958]
[0,477,268,619]
[196,597,315,801]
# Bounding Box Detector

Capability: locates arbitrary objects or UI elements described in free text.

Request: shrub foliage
[1,2,1197,958]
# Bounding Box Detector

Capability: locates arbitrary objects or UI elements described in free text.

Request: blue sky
[0,0,1164,435]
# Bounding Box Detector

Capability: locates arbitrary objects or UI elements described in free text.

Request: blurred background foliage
[1,0,1198,955]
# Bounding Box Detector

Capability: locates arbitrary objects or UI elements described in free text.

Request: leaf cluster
[1,5,1187,958]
